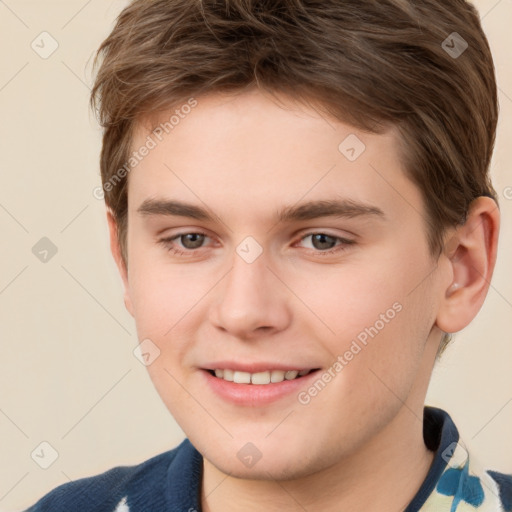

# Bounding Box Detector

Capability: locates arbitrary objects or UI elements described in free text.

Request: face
[117,88,446,480]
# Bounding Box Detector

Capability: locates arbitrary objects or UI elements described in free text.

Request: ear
[436,196,500,334]
[106,209,134,317]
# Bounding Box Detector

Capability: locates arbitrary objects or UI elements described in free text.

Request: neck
[201,404,435,512]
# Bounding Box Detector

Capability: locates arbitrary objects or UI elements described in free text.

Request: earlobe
[436,196,500,334]
[106,209,134,317]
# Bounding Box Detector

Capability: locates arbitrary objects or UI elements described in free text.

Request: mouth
[206,368,320,385]
[202,366,323,406]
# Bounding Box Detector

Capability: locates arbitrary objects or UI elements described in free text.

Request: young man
[24,0,511,511]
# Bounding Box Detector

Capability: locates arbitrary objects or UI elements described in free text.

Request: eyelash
[157,231,355,257]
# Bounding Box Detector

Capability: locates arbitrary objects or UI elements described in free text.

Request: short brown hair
[90,0,499,354]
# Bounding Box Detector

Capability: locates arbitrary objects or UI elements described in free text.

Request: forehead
[127,90,423,226]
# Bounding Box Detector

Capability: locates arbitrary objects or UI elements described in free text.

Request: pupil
[183,233,204,249]
[313,234,335,250]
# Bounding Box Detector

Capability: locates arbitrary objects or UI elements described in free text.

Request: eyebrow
[136,197,385,223]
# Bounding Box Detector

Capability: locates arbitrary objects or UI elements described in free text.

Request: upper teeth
[213,369,310,384]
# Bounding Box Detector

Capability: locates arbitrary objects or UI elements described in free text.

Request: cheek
[290,257,408,342]
[128,257,206,335]
[294,251,431,393]
[128,264,200,411]
[331,284,435,417]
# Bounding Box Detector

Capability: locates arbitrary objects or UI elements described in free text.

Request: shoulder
[412,407,512,511]
[431,463,512,511]
[22,439,191,512]
[483,469,512,511]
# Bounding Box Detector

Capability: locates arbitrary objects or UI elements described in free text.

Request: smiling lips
[209,368,314,384]
[203,366,322,406]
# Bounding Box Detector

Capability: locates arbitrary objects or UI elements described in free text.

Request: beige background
[0,1,511,510]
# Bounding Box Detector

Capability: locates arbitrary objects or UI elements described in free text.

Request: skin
[107,88,499,511]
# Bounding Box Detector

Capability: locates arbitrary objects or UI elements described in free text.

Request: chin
[195,429,334,482]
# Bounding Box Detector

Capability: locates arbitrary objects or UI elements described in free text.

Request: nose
[208,246,291,340]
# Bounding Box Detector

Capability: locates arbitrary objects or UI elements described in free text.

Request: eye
[296,232,355,255]
[158,232,210,256]
[157,230,355,258]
